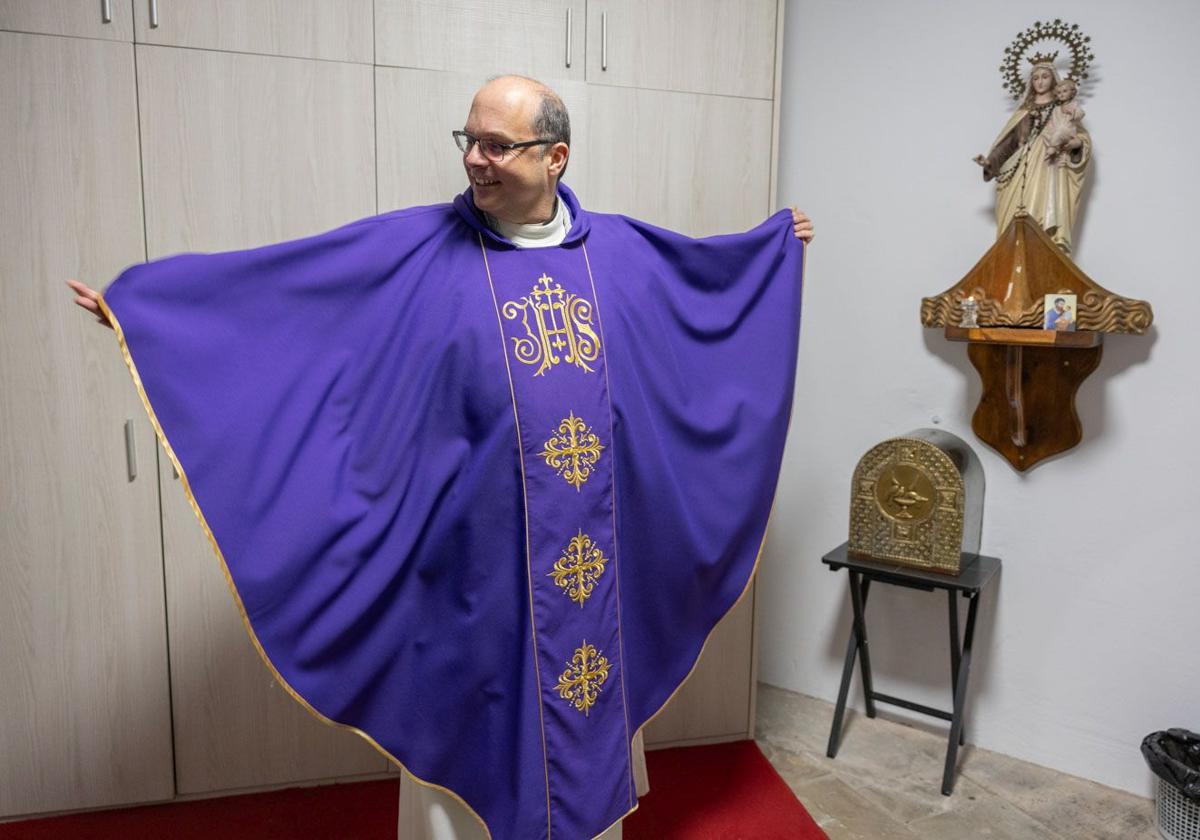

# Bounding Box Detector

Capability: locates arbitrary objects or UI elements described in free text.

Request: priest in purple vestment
[67,75,813,840]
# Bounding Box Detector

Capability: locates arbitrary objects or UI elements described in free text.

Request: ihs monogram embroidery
[548,530,608,607]
[540,412,605,491]
[502,273,601,376]
[556,641,610,716]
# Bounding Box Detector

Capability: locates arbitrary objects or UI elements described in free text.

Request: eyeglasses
[452,130,555,163]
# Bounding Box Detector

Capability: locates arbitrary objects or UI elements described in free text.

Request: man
[68,75,813,840]
[1045,296,1072,331]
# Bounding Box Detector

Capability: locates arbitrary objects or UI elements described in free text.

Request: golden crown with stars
[1000,19,1095,100]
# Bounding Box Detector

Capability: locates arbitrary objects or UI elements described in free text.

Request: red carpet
[0,779,399,840]
[0,741,824,839]
[625,740,827,840]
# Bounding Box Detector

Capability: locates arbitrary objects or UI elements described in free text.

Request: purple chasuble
[98,184,804,840]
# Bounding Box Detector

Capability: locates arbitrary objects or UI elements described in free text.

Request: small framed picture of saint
[1044,293,1077,332]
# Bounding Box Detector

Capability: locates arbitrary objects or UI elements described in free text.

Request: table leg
[942,591,979,795]
[948,591,965,746]
[826,576,872,758]
[849,573,876,719]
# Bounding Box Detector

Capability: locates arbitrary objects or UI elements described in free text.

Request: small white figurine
[959,296,979,328]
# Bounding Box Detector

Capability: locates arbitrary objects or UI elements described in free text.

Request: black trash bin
[1142,729,1200,840]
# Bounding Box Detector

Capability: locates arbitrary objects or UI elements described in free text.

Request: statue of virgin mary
[974,22,1095,254]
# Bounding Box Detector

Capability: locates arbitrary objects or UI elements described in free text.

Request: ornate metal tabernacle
[848,429,984,575]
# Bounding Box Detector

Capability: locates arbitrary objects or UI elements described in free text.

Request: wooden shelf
[944,325,1103,348]
[921,215,1151,471]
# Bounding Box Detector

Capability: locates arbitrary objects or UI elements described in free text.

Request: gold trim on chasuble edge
[94,293,496,838]
[548,530,609,607]
[502,272,601,376]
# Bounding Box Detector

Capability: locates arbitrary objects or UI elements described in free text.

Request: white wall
[764,0,1200,797]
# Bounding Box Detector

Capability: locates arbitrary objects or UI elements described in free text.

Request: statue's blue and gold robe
[99,184,804,840]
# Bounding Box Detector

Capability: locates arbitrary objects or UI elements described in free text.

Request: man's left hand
[792,208,814,243]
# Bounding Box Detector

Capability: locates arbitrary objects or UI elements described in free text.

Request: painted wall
[764,0,1199,797]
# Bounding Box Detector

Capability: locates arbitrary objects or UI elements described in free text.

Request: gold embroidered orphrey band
[502,272,601,376]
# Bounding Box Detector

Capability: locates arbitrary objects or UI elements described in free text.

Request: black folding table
[822,542,1000,795]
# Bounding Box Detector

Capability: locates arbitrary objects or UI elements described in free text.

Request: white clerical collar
[484,197,571,248]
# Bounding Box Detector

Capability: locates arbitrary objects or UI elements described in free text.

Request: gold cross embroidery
[548,530,608,607]
[539,412,604,491]
[501,274,601,377]
[556,641,611,716]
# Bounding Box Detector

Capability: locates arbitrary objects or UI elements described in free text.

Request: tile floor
[754,684,1159,839]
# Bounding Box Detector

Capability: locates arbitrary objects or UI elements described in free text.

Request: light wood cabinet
[586,0,777,99]
[136,45,376,253]
[0,31,173,817]
[134,44,386,793]
[375,0,586,82]
[585,83,774,237]
[0,0,134,41]
[132,0,373,63]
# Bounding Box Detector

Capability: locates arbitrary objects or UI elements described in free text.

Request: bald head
[475,75,571,167]
[461,75,571,224]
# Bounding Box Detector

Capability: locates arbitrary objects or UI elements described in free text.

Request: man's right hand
[66,279,113,329]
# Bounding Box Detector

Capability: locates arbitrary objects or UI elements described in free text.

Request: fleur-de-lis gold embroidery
[540,412,604,491]
[556,641,610,716]
[501,273,601,377]
[548,530,608,607]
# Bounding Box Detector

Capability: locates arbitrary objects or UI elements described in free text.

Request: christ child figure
[1054,304,1073,330]
[1043,78,1085,166]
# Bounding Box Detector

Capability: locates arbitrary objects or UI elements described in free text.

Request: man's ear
[548,142,569,178]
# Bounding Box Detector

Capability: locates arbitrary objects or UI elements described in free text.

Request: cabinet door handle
[601,11,608,71]
[149,0,159,28]
[565,8,572,68]
[101,0,112,24]
[124,420,138,482]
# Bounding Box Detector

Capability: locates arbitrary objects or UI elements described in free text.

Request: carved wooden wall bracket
[921,214,1152,471]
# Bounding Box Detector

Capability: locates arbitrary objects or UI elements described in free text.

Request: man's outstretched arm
[66,278,112,328]
[67,209,810,327]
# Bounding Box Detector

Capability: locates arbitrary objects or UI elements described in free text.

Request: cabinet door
[587,0,777,99]
[132,0,372,63]
[585,84,773,237]
[0,32,173,818]
[375,0,585,82]
[135,44,386,794]
[376,66,590,212]
[0,0,133,41]
[644,590,756,746]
